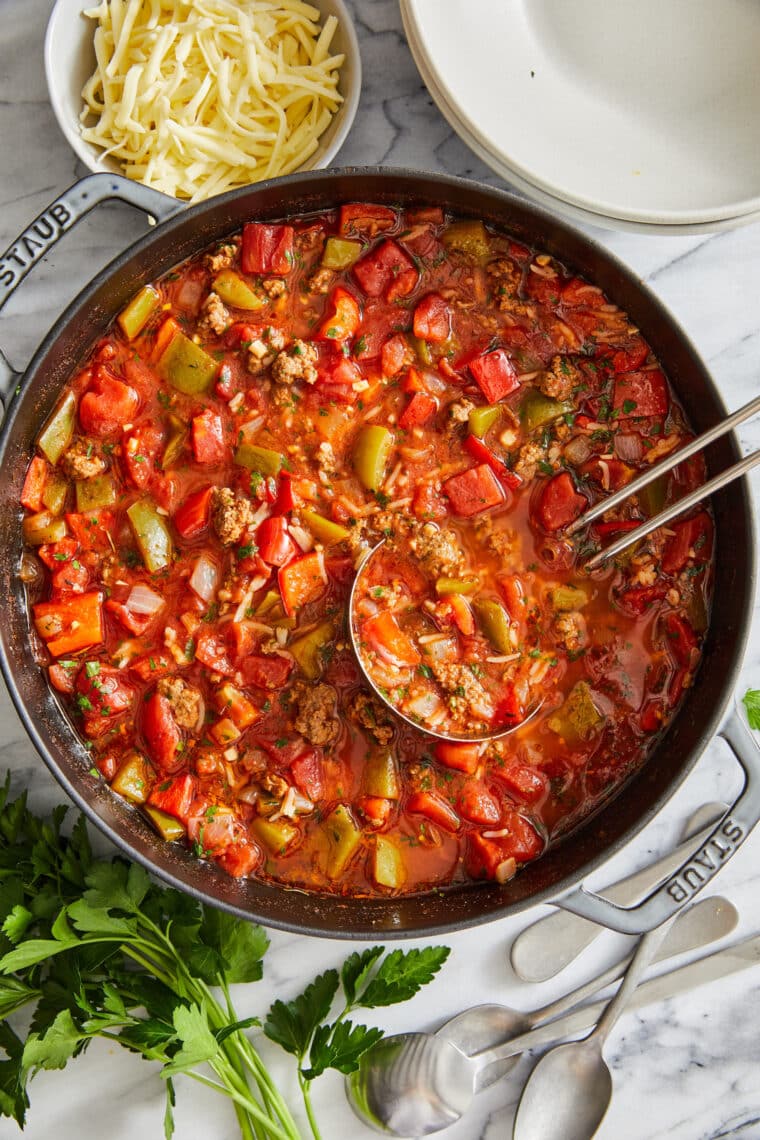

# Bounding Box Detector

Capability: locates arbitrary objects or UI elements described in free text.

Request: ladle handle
[554,705,760,935]
[0,173,182,401]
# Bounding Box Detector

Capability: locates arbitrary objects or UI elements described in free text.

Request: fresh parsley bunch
[0,775,448,1139]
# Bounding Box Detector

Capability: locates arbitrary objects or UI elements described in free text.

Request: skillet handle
[0,173,182,400]
[554,705,760,934]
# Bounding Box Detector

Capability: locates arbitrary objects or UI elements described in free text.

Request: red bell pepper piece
[241,222,294,275]
[463,434,521,491]
[257,515,297,567]
[51,559,89,595]
[362,611,420,668]
[33,591,104,657]
[278,551,326,615]
[273,471,294,514]
[290,749,325,801]
[316,286,361,342]
[434,741,481,775]
[399,391,437,429]
[37,536,79,571]
[444,593,475,636]
[662,511,712,574]
[174,486,213,539]
[192,409,226,465]
[492,686,526,730]
[616,583,668,616]
[76,664,132,719]
[413,292,451,342]
[560,277,607,308]
[612,336,649,373]
[21,456,48,512]
[65,509,115,553]
[339,203,396,236]
[593,519,642,538]
[402,366,425,393]
[612,369,669,418]
[407,791,460,832]
[49,662,76,694]
[469,348,520,403]
[353,240,418,301]
[444,463,505,517]
[148,772,197,822]
[663,611,699,668]
[216,841,261,878]
[79,371,140,438]
[534,472,586,531]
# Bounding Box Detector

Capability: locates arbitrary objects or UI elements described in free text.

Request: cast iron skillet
[0,168,757,939]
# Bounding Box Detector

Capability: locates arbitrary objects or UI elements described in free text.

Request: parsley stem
[190,1068,293,1140]
[298,1072,322,1140]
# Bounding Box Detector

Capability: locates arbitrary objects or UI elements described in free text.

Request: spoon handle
[591,918,673,1046]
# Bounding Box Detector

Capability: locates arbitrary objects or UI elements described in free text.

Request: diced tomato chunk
[560,278,607,308]
[533,472,586,531]
[663,611,699,668]
[51,559,89,594]
[130,653,172,681]
[195,629,236,676]
[612,369,669,419]
[21,457,48,512]
[238,654,294,690]
[469,349,520,403]
[457,780,502,825]
[463,434,521,491]
[381,333,409,377]
[290,749,325,801]
[174,486,213,539]
[412,482,447,521]
[497,758,547,804]
[241,223,294,275]
[662,512,712,574]
[316,286,361,343]
[192,409,227,465]
[33,591,104,657]
[76,664,132,719]
[492,687,526,729]
[142,692,183,772]
[257,516,297,567]
[406,791,460,832]
[353,240,418,301]
[339,203,396,236]
[49,662,76,694]
[616,583,668,616]
[123,422,165,488]
[65,510,115,553]
[465,813,543,878]
[79,370,140,438]
[38,537,79,571]
[148,772,196,822]
[362,611,420,668]
[444,464,504,516]
[612,336,649,373]
[413,293,451,342]
[399,392,437,429]
[216,841,261,878]
[434,741,481,774]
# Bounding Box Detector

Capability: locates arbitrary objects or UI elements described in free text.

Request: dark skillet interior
[0,169,753,938]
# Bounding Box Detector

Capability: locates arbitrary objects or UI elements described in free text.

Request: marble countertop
[1,2,759,1138]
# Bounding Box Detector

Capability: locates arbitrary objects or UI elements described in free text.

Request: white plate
[44,0,361,198]
[404,9,760,237]
[402,0,760,227]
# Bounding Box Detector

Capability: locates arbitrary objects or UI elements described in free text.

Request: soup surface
[20,203,713,895]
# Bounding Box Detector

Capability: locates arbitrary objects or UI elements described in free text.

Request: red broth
[20,205,713,895]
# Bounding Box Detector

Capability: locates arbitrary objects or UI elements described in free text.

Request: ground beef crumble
[291,681,339,746]
[157,676,203,730]
[211,487,254,547]
[60,438,107,480]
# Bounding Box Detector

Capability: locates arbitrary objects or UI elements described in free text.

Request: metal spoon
[439,892,737,1092]
[512,919,673,1140]
[346,896,736,1136]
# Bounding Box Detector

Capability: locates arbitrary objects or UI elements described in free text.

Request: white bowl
[44,0,361,198]
[402,0,760,230]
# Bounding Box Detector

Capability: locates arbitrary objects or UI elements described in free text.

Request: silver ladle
[346,895,737,1136]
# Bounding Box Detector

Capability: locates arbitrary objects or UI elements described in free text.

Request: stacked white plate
[401,0,760,234]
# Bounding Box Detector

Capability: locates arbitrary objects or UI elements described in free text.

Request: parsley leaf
[264,970,339,1059]
[303,1020,384,1079]
[357,946,451,1008]
[743,688,760,730]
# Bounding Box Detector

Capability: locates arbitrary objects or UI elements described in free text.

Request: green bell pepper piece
[474,598,513,654]
[373,836,406,889]
[37,390,76,465]
[111,751,153,804]
[321,236,362,270]
[213,270,265,311]
[363,748,400,800]
[442,219,490,261]
[548,681,604,745]
[22,511,68,546]
[235,442,285,476]
[353,425,394,492]
[290,620,334,681]
[251,816,298,855]
[520,389,574,435]
[144,806,185,841]
[157,330,218,395]
[638,473,668,518]
[549,585,588,611]
[685,583,709,634]
[436,578,480,596]
[469,404,501,438]
[117,285,161,340]
[301,509,351,545]
[42,472,68,516]
[127,499,173,573]
[413,336,433,366]
[75,473,117,513]
[161,413,188,471]
[324,804,362,880]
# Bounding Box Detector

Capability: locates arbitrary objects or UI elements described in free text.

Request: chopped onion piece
[189,554,219,604]
[288,524,314,552]
[127,582,165,615]
[233,575,268,623]
[250,502,271,528]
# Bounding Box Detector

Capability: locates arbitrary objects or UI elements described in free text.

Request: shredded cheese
[80,0,345,201]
